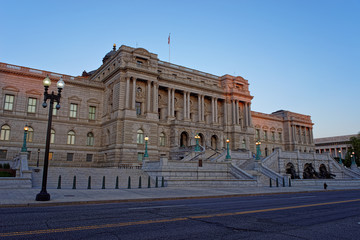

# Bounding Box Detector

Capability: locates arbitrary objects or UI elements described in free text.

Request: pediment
[87,98,100,104]
[68,96,82,102]
[25,89,42,95]
[133,48,150,58]
[2,86,19,92]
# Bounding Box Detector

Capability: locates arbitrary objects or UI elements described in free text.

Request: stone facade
[315,134,357,158]
[0,45,315,167]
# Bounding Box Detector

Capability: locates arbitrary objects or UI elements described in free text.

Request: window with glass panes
[4,95,14,111]
[89,106,96,120]
[67,153,74,161]
[67,131,75,145]
[53,103,57,116]
[137,153,144,162]
[0,125,10,141]
[87,132,94,146]
[27,98,37,113]
[50,129,55,143]
[135,102,141,116]
[137,129,144,144]
[70,103,78,118]
[159,133,165,146]
[86,154,93,162]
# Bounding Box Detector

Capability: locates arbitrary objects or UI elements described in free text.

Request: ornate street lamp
[21,124,29,152]
[225,139,231,160]
[36,76,64,201]
[338,150,342,165]
[256,140,262,160]
[195,134,201,152]
[144,136,149,157]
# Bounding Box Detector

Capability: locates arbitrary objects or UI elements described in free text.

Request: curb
[1,188,359,208]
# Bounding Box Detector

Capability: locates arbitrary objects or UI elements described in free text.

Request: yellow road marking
[1,198,359,237]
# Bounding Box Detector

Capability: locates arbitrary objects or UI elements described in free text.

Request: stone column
[147,81,151,113]
[224,100,228,125]
[215,98,218,123]
[310,128,314,144]
[167,88,171,118]
[125,77,130,109]
[235,100,239,125]
[171,88,175,117]
[131,78,137,109]
[244,102,248,127]
[211,97,215,123]
[201,95,205,121]
[187,92,191,119]
[231,100,235,124]
[198,95,201,122]
[153,82,158,113]
[183,91,187,120]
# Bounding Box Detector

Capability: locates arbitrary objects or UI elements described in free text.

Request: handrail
[230,163,254,180]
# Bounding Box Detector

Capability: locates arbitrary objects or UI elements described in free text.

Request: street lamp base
[36,191,51,201]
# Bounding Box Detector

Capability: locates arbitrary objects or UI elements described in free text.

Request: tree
[345,133,360,167]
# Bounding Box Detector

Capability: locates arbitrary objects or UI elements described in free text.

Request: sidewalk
[2,185,360,208]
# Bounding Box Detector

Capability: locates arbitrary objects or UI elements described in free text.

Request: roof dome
[102,44,117,63]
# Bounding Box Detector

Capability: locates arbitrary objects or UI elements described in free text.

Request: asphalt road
[1,190,360,240]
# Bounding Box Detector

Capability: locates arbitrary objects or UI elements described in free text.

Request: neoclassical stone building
[0,45,315,167]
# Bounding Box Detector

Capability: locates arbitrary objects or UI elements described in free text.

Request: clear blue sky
[1,0,359,138]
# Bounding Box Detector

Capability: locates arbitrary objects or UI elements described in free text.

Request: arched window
[67,130,75,145]
[255,129,260,140]
[87,132,94,146]
[137,129,144,144]
[50,129,55,144]
[0,125,10,141]
[159,132,165,146]
[26,127,34,142]
[242,139,246,149]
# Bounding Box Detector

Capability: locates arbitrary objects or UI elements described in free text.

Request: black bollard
[102,176,106,189]
[324,182,328,190]
[57,175,62,189]
[148,176,151,188]
[138,176,142,188]
[87,176,91,189]
[289,178,291,187]
[269,178,272,188]
[282,178,285,187]
[276,178,279,187]
[128,176,131,189]
[155,176,158,188]
[161,176,165,187]
[115,176,119,189]
[72,176,76,189]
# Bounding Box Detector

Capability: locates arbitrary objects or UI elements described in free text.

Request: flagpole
[168,33,171,63]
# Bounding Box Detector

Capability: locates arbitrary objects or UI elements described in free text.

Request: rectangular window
[89,106,96,120]
[49,152,53,161]
[0,150,7,159]
[135,102,141,116]
[67,153,74,161]
[256,129,260,140]
[278,133,282,142]
[86,154,93,162]
[4,95,14,111]
[264,131,268,141]
[70,103,78,118]
[137,153,144,162]
[272,132,275,142]
[27,98,37,113]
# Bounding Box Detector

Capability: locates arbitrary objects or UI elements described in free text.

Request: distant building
[314,134,357,158]
[0,45,315,167]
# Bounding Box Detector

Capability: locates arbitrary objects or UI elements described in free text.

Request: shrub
[3,163,10,169]
[0,172,13,177]
[0,163,3,169]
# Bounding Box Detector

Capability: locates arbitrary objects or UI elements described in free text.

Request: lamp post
[338,150,342,165]
[144,136,149,157]
[37,148,40,167]
[195,134,200,152]
[36,76,64,201]
[351,151,356,165]
[225,139,231,160]
[21,125,29,152]
[256,140,261,160]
